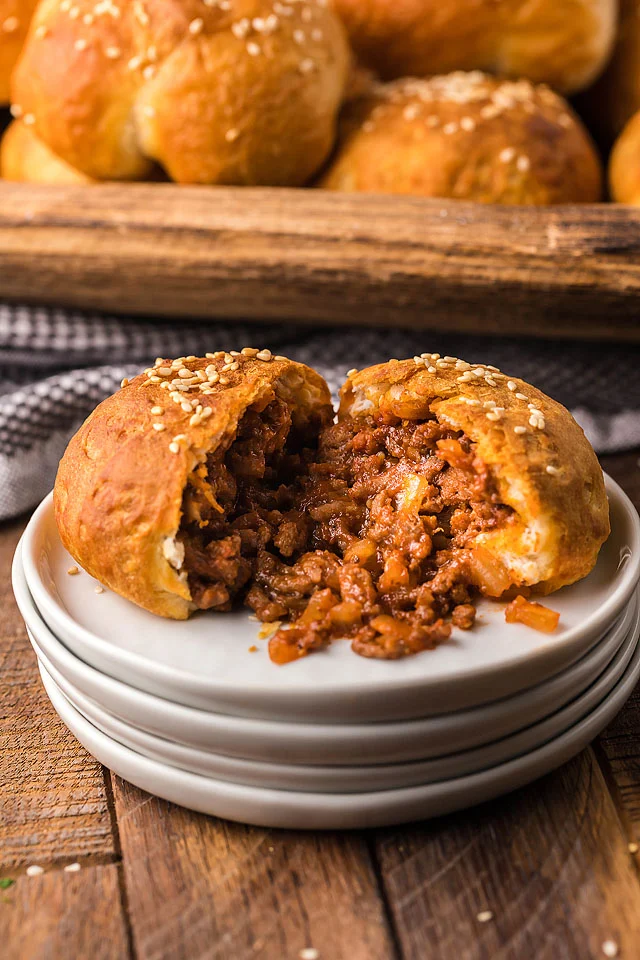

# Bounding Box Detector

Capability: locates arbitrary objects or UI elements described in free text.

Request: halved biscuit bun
[54,351,333,619]
[340,356,610,597]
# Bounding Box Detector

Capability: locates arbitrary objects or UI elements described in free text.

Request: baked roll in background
[11,0,349,185]
[0,120,95,185]
[329,0,617,94]
[319,73,602,204]
[0,0,38,104]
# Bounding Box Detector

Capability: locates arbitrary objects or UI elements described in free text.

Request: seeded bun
[0,120,95,184]
[54,351,333,619]
[0,0,38,103]
[340,355,610,594]
[11,0,349,185]
[319,74,602,204]
[330,0,617,95]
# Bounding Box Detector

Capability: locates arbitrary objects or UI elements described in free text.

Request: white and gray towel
[0,302,636,520]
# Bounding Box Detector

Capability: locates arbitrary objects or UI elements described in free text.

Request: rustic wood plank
[0,863,130,960]
[375,749,640,960]
[0,517,116,869]
[111,773,396,960]
[2,183,640,339]
[594,453,640,835]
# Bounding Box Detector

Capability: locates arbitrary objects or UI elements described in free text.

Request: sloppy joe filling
[178,401,515,663]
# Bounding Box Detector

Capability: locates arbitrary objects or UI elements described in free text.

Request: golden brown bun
[0,119,95,184]
[0,0,38,103]
[54,352,333,620]
[581,0,640,145]
[340,355,610,595]
[330,0,617,94]
[319,74,603,204]
[609,109,640,202]
[12,0,349,185]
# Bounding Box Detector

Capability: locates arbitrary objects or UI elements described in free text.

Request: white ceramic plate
[20,478,640,721]
[37,614,639,794]
[37,638,640,830]
[16,545,639,765]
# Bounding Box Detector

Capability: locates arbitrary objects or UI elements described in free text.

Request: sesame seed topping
[601,942,618,958]
[476,911,493,923]
[546,465,561,475]
[67,566,80,576]
[189,17,204,35]
[513,426,527,435]
[95,585,105,594]
[256,349,272,361]
[499,147,515,163]
[629,842,639,854]
[507,381,517,391]
[64,863,81,873]
[151,406,164,415]
[169,442,180,454]
[120,378,129,388]
[152,423,165,432]
[515,393,528,401]
[26,865,44,877]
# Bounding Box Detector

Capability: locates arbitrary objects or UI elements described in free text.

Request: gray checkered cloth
[0,303,636,520]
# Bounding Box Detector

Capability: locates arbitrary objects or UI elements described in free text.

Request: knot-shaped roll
[11,0,349,185]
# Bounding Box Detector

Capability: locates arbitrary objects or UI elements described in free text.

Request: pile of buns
[0,0,639,205]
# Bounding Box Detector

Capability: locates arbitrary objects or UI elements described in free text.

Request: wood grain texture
[375,749,640,960]
[2,183,640,340]
[0,517,116,870]
[111,773,396,960]
[0,864,130,960]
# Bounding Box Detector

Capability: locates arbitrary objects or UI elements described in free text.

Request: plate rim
[20,474,640,700]
[35,631,640,829]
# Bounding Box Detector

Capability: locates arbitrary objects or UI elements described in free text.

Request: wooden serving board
[1,181,640,340]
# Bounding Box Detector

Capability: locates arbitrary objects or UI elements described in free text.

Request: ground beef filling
[178,405,514,663]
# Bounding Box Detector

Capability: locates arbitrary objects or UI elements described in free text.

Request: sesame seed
[181,402,192,413]
[629,842,639,854]
[151,406,164,415]
[35,25,49,38]
[225,128,239,142]
[74,37,87,51]
[152,423,165,432]
[9,103,23,118]
[513,426,527,435]
[121,378,129,388]
[95,585,105,594]
[169,442,180,454]
[242,347,259,356]
[26,865,44,877]
[189,17,204,34]
[499,147,515,163]
[67,566,80,576]
[64,863,81,873]
[507,381,517,391]
[2,16,19,32]
[601,942,618,958]
[460,116,476,131]
[515,393,528,401]
[105,46,121,59]
[443,121,458,135]
[299,58,315,74]
[546,465,561,475]
[517,155,531,173]
[256,349,272,361]
[23,113,35,126]
[299,950,320,960]
[476,911,493,923]
[246,41,261,55]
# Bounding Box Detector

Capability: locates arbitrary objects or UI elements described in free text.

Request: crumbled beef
[178,401,513,663]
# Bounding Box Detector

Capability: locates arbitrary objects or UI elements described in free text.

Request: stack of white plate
[13,475,640,830]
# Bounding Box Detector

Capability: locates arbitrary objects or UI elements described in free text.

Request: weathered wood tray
[1,180,640,340]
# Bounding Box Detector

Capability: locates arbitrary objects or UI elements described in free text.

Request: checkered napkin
[0,302,637,520]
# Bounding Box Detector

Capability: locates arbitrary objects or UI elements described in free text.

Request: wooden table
[1,453,639,960]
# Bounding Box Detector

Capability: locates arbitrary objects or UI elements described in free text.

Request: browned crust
[0,120,95,184]
[319,74,602,204]
[54,353,333,619]
[340,355,610,594]
[0,0,38,104]
[11,0,349,185]
[610,110,640,204]
[330,0,616,94]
